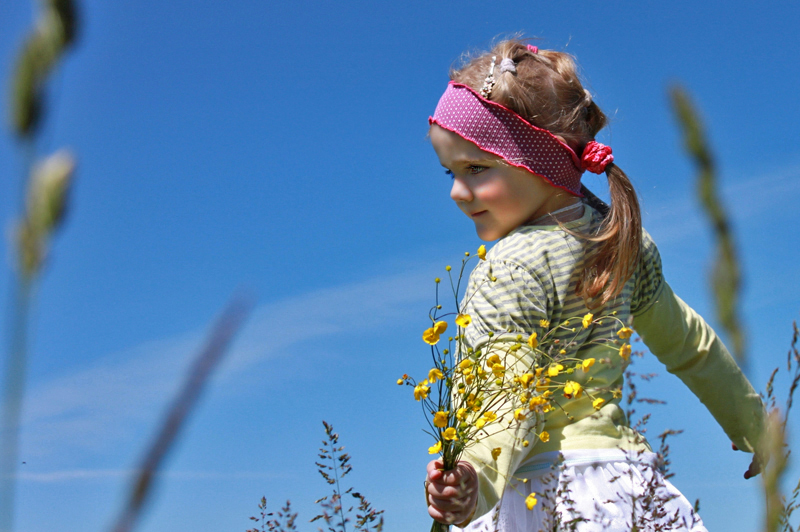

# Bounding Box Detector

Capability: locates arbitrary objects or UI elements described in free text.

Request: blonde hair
[450,39,642,309]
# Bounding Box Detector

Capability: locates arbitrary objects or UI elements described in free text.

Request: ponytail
[576,163,642,309]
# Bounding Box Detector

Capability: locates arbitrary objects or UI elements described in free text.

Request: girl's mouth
[471,210,487,218]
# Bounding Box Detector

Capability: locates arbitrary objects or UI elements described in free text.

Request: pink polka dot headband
[429,81,614,197]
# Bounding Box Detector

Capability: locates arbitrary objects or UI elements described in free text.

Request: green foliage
[250,421,383,532]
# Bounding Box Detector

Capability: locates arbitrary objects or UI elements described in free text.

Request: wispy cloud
[16,468,284,483]
[642,162,800,244]
[19,266,435,462]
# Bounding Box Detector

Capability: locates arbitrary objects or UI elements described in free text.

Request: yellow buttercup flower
[456,408,467,421]
[491,447,502,460]
[428,368,443,383]
[539,431,550,443]
[428,441,442,454]
[617,327,633,339]
[619,343,631,361]
[396,378,403,385]
[519,373,535,388]
[414,383,430,401]
[459,359,474,371]
[525,493,538,510]
[514,408,526,421]
[529,396,547,409]
[563,381,583,399]
[455,314,472,327]
[582,313,594,329]
[491,363,505,378]
[582,358,596,372]
[592,397,606,410]
[433,411,449,428]
[422,328,440,345]
[486,354,501,367]
[443,427,458,441]
[475,418,486,430]
[477,245,487,260]
[434,321,448,334]
[547,364,564,377]
[527,332,538,350]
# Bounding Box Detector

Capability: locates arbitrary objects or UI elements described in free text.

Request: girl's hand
[426,459,479,526]
[731,443,761,479]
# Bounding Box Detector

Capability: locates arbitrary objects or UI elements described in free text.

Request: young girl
[423,40,765,532]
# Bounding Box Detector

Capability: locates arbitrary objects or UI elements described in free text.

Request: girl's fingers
[428,497,472,524]
[744,455,761,479]
[426,459,445,481]
[428,493,472,512]
[428,504,456,524]
[426,460,476,486]
[425,459,478,524]
[427,480,470,499]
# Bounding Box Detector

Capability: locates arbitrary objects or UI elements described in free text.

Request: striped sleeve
[462,257,550,349]
[630,229,664,316]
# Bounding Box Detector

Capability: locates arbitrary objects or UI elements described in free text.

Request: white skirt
[454,449,707,532]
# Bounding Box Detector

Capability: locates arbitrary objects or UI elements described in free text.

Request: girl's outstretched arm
[632,281,767,467]
[426,459,479,526]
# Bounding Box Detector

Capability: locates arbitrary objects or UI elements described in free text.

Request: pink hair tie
[526,44,538,54]
[581,141,614,174]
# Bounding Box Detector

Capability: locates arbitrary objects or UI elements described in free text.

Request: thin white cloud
[15,468,284,483]
[18,266,435,461]
[642,163,800,243]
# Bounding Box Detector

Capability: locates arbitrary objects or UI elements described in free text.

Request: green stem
[430,520,449,532]
[330,444,348,532]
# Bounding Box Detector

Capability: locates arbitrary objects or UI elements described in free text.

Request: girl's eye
[468,165,486,174]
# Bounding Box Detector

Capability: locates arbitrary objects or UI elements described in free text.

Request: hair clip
[527,44,539,54]
[499,58,516,74]
[480,55,497,98]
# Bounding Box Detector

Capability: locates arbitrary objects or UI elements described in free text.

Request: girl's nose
[450,177,473,203]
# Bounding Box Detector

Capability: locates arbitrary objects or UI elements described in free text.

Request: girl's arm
[632,281,766,460]
[450,256,551,521]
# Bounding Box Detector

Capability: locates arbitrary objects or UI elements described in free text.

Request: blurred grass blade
[47,0,79,46]
[761,410,788,532]
[669,86,746,364]
[17,150,75,278]
[110,295,252,532]
[0,279,33,532]
[11,0,78,136]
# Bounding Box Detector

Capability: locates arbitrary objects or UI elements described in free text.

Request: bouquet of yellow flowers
[399,247,633,532]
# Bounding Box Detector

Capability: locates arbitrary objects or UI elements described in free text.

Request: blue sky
[1,1,799,531]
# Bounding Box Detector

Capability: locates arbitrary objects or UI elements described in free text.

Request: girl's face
[430,125,567,241]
